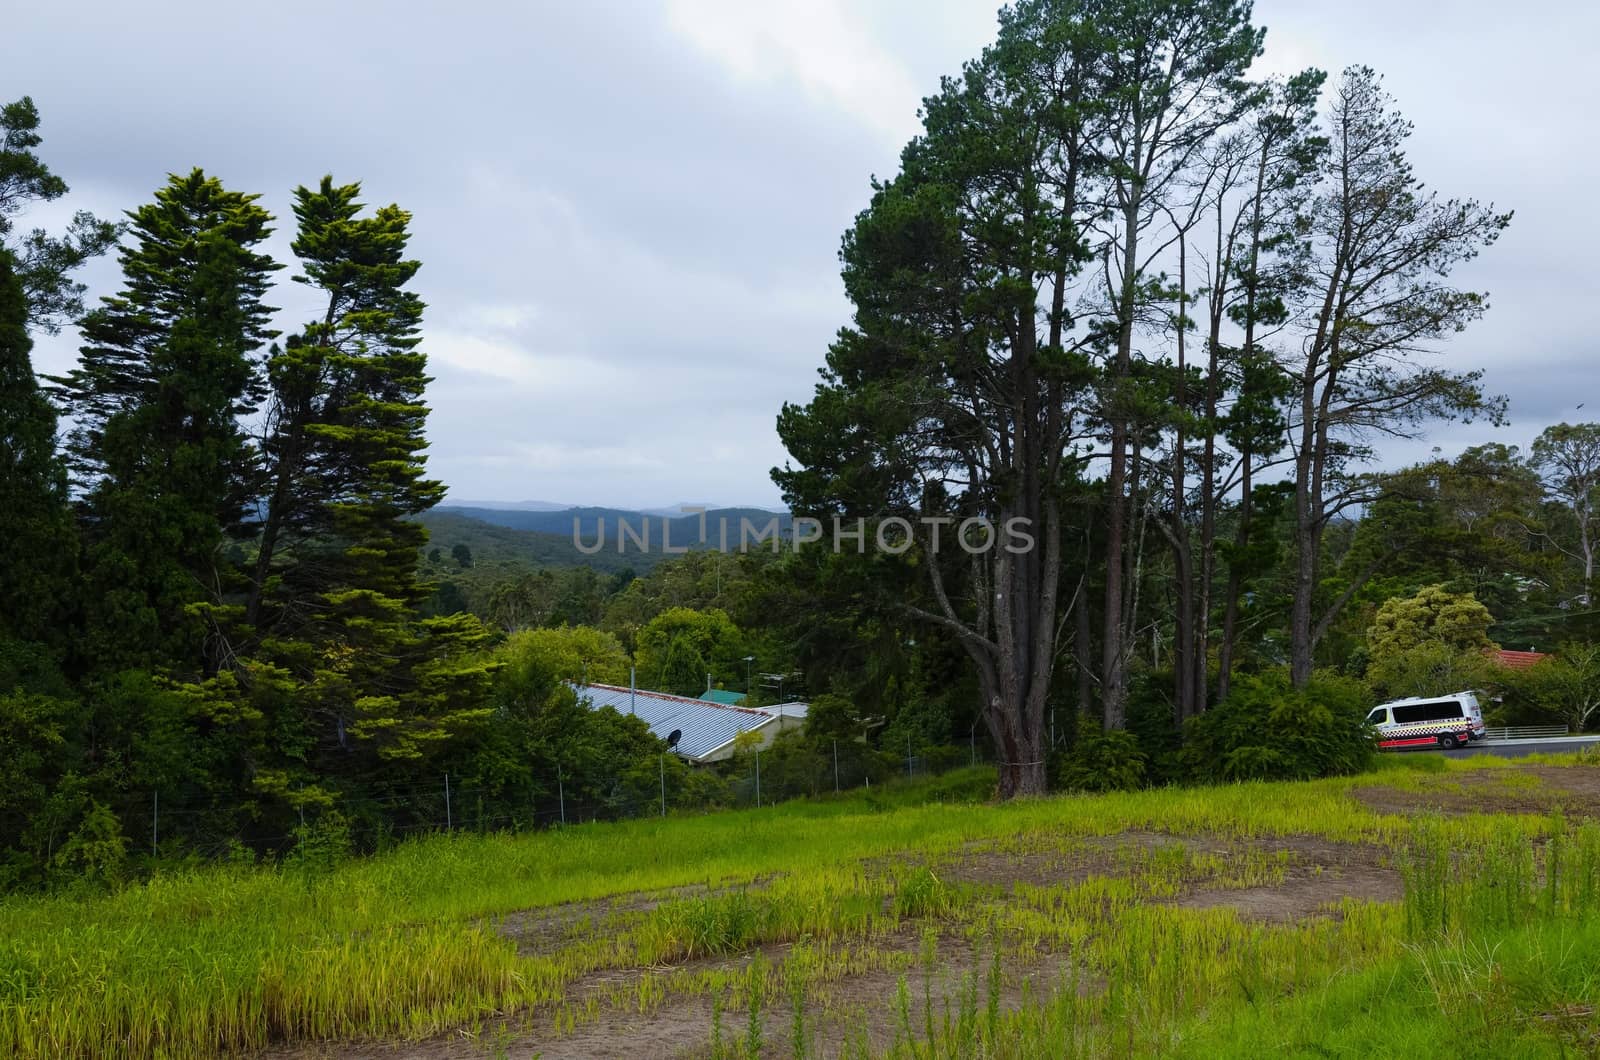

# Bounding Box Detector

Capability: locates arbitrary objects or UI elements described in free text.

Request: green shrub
[52,801,127,886]
[1055,718,1148,792]
[1180,669,1374,783]
[286,811,353,874]
[1125,671,1186,783]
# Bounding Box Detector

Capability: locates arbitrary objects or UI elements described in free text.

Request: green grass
[2,759,1597,1057]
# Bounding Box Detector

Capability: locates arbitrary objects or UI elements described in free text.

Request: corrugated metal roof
[764,701,809,718]
[570,682,777,760]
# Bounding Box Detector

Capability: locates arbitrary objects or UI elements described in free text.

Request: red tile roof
[1489,649,1548,670]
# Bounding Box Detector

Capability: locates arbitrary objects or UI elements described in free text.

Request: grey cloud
[8,0,1597,505]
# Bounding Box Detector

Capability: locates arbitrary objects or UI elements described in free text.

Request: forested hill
[434,506,794,546]
[416,511,663,573]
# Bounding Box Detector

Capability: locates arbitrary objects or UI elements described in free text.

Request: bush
[1365,639,1497,702]
[1055,717,1147,792]
[53,801,127,886]
[1125,671,1186,783]
[1180,669,1374,783]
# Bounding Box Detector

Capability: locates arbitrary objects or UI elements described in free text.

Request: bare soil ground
[1352,765,1600,819]
[264,833,1399,1059]
[268,765,1600,1059]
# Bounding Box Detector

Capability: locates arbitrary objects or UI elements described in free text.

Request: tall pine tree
[53,169,279,676]
[0,248,74,650]
[249,178,489,810]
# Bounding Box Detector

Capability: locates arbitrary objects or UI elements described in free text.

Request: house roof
[1490,649,1549,670]
[571,682,789,760]
[700,688,748,706]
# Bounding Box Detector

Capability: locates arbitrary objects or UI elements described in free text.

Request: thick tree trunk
[1169,237,1194,722]
[1102,194,1141,731]
[1074,563,1093,719]
[1102,425,1129,730]
[1289,382,1321,689]
[1216,450,1250,703]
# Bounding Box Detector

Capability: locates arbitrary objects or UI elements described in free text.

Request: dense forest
[1,0,1596,891]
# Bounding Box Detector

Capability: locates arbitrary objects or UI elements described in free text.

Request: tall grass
[0,758,1589,1058]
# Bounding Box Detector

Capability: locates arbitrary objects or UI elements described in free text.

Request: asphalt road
[1417,735,1600,758]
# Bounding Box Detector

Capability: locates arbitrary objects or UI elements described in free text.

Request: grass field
[5,755,1600,1058]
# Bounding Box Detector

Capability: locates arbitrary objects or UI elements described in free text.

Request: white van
[1366,692,1486,750]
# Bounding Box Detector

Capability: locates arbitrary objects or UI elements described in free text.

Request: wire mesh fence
[119,738,993,864]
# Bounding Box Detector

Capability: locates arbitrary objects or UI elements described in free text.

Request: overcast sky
[10,0,1597,508]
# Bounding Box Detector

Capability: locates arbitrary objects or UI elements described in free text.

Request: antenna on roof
[630,666,637,716]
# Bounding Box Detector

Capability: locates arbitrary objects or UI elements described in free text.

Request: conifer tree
[0,95,112,654]
[53,169,279,674]
[251,178,489,797]
[0,96,119,334]
[0,249,74,648]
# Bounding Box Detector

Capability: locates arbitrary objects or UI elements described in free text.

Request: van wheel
[1439,733,1460,750]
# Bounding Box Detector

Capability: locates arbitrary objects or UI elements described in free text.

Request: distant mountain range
[437,505,793,542]
[442,499,785,517]
[438,499,576,512]
[418,505,796,573]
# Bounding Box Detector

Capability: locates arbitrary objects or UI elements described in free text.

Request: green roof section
[700,689,748,706]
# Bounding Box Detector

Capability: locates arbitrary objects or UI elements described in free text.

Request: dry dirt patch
[1170,835,1399,922]
[1353,765,1600,819]
[262,830,1398,1059]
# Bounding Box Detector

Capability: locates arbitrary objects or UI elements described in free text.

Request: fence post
[659,753,666,818]
[444,772,452,831]
[755,750,761,808]
[906,734,913,778]
[558,767,566,826]
[833,739,839,793]
[152,791,158,857]
[970,724,976,767]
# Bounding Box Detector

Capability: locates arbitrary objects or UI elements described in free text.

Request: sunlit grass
[1,755,1595,1057]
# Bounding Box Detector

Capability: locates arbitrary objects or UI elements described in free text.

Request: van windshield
[1366,708,1386,725]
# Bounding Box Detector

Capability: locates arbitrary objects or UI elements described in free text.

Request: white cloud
[664,0,924,145]
[428,330,623,392]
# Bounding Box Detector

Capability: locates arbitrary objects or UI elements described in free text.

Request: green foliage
[1180,670,1374,782]
[635,607,746,697]
[1497,644,1600,731]
[1365,639,1498,702]
[0,96,120,333]
[1364,584,1499,699]
[0,250,74,649]
[1368,584,1495,657]
[801,693,860,741]
[55,168,280,674]
[1056,717,1148,792]
[52,802,127,886]
[285,812,354,874]
[497,626,630,693]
